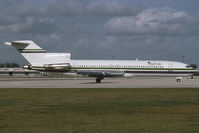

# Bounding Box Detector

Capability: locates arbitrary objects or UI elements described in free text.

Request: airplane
[5,40,197,83]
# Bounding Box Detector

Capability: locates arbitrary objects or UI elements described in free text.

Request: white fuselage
[66,60,196,77]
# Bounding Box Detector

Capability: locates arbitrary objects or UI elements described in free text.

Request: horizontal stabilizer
[4,40,46,53]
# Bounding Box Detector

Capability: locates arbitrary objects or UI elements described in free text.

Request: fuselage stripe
[71,67,195,71]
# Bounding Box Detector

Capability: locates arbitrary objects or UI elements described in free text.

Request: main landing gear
[176,77,182,83]
[96,77,104,83]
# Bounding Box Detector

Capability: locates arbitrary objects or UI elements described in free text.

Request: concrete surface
[0,77,199,88]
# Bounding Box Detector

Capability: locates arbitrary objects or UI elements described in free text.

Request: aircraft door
[168,63,173,71]
[72,63,77,71]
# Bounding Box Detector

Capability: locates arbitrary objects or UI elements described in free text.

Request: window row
[75,65,164,68]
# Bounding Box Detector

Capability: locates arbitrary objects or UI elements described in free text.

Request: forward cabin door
[168,63,173,72]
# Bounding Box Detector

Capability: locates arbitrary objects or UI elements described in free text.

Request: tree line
[0,63,20,68]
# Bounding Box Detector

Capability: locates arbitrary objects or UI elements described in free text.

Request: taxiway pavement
[0,77,199,88]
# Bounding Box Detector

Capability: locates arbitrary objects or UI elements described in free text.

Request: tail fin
[5,40,71,67]
[4,40,46,53]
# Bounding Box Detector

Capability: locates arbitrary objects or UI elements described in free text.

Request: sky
[0,0,199,66]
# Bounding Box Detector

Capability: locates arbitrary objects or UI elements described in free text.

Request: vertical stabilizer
[5,40,71,66]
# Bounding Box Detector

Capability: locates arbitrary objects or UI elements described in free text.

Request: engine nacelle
[44,63,71,72]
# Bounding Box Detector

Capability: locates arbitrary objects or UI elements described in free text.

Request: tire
[176,79,181,82]
[96,78,101,83]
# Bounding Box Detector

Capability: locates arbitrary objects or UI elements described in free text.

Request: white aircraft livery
[5,40,197,83]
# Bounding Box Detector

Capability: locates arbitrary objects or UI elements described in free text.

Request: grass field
[0,88,199,133]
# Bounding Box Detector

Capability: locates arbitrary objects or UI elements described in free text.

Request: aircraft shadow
[80,82,115,84]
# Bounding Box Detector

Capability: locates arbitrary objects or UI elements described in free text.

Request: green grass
[0,88,199,133]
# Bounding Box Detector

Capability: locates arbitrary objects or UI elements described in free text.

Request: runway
[0,77,199,88]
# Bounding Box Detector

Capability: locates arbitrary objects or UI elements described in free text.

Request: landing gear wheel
[96,78,101,83]
[176,77,182,83]
[176,79,181,82]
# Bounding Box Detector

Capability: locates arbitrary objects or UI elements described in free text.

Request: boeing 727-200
[5,40,197,83]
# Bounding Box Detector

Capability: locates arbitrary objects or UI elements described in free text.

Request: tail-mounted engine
[23,63,71,72]
[43,63,71,72]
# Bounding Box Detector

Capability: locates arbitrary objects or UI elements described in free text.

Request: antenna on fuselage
[182,56,185,63]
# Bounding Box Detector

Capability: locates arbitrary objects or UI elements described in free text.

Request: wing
[76,70,125,77]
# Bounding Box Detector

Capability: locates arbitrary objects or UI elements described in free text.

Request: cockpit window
[185,66,192,68]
